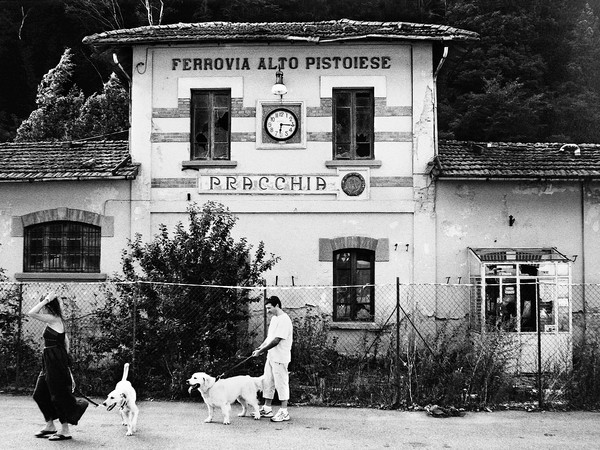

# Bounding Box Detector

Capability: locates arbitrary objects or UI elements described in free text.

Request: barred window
[333,249,375,321]
[333,88,374,160]
[24,221,101,273]
[191,90,231,160]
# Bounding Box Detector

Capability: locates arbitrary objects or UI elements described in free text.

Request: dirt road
[3,394,599,449]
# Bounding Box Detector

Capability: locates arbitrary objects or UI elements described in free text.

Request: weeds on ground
[291,312,519,409]
[403,323,518,408]
[562,330,600,409]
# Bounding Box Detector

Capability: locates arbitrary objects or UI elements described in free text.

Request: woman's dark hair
[46,296,63,319]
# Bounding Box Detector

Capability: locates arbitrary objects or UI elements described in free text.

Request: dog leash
[70,368,100,407]
[216,355,255,380]
[74,389,100,407]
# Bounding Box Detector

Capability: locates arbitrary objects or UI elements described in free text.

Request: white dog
[187,372,263,425]
[102,363,139,436]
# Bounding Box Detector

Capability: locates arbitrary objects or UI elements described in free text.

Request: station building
[80,19,478,325]
[6,20,599,370]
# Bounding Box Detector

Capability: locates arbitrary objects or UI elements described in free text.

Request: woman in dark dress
[27,292,88,441]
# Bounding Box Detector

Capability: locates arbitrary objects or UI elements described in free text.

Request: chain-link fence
[2,281,600,409]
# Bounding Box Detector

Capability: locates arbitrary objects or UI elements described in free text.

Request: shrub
[401,323,518,408]
[87,202,279,398]
[563,331,600,408]
[291,309,340,402]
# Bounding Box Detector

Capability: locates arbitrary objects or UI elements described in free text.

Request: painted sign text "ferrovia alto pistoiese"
[172,56,392,71]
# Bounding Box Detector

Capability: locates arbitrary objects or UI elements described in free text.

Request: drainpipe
[431,45,448,284]
[581,180,587,343]
[433,45,449,157]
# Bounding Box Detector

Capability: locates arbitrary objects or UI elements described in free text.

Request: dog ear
[202,375,215,389]
[121,393,127,399]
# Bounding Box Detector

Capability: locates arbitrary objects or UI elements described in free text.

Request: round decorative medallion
[341,172,366,196]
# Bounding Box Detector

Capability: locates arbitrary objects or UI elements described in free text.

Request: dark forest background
[1,0,599,143]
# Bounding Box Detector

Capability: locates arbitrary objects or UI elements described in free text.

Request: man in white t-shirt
[251,296,293,422]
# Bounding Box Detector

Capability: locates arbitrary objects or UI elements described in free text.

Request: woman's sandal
[48,434,72,441]
[34,429,56,438]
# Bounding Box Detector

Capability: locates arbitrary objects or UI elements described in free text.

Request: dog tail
[122,363,130,382]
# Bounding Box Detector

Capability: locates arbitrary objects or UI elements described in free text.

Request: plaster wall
[435,180,584,284]
[151,210,413,285]
[0,181,132,278]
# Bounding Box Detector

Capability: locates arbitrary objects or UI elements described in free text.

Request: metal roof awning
[468,247,573,263]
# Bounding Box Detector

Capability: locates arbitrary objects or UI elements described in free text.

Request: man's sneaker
[270,409,290,422]
[259,407,273,418]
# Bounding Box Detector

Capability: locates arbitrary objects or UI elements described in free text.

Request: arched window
[333,249,375,321]
[24,221,101,273]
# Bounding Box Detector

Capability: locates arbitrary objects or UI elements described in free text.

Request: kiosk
[469,248,572,373]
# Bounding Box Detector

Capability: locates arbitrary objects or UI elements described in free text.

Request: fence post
[132,282,138,370]
[582,284,587,347]
[263,282,268,340]
[15,283,23,388]
[395,277,401,407]
[536,296,543,409]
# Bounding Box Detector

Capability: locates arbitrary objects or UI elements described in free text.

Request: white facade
[128,41,440,298]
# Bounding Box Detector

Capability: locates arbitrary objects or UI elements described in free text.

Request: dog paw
[223,421,231,425]
[204,418,212,423]
[126,431,133,436]
[237,413,245,417]
[253,415,261,420]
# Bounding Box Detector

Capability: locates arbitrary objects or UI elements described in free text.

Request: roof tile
[433,141,600,179]
[83,19,479,46]
[0,140,138,182]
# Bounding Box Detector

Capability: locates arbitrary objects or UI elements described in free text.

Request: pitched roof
[431,141,600,179]
[83,19,479,46]
[0,140,138,182]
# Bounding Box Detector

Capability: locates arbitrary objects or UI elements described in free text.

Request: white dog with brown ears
[102,363,139,436]
[187,372,264,425]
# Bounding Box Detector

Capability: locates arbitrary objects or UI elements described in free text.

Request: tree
[14,48,84,142]
[547,2,600,142]
[446,77,548,142]
[14,49,129,142]
[72,73,129,140]
[93,202,279,397]
[439,0,600,142]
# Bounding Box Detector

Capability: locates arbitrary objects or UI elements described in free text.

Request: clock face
[264,108,298,141]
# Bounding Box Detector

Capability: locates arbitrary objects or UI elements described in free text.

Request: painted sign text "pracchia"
[198,174,337,194]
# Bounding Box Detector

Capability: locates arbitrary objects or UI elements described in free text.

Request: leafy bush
[563,331,600,408]
[87,202,278,398]
[0,256,39,390]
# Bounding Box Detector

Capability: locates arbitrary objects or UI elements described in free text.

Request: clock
[264,108,298,141]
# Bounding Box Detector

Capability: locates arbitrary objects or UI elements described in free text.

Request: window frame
[190,89,232,161]
[332,88,375,160]
[333,248,375,322]
[24,221,101,273]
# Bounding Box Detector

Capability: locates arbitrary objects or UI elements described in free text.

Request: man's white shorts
[263,358,289,401]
